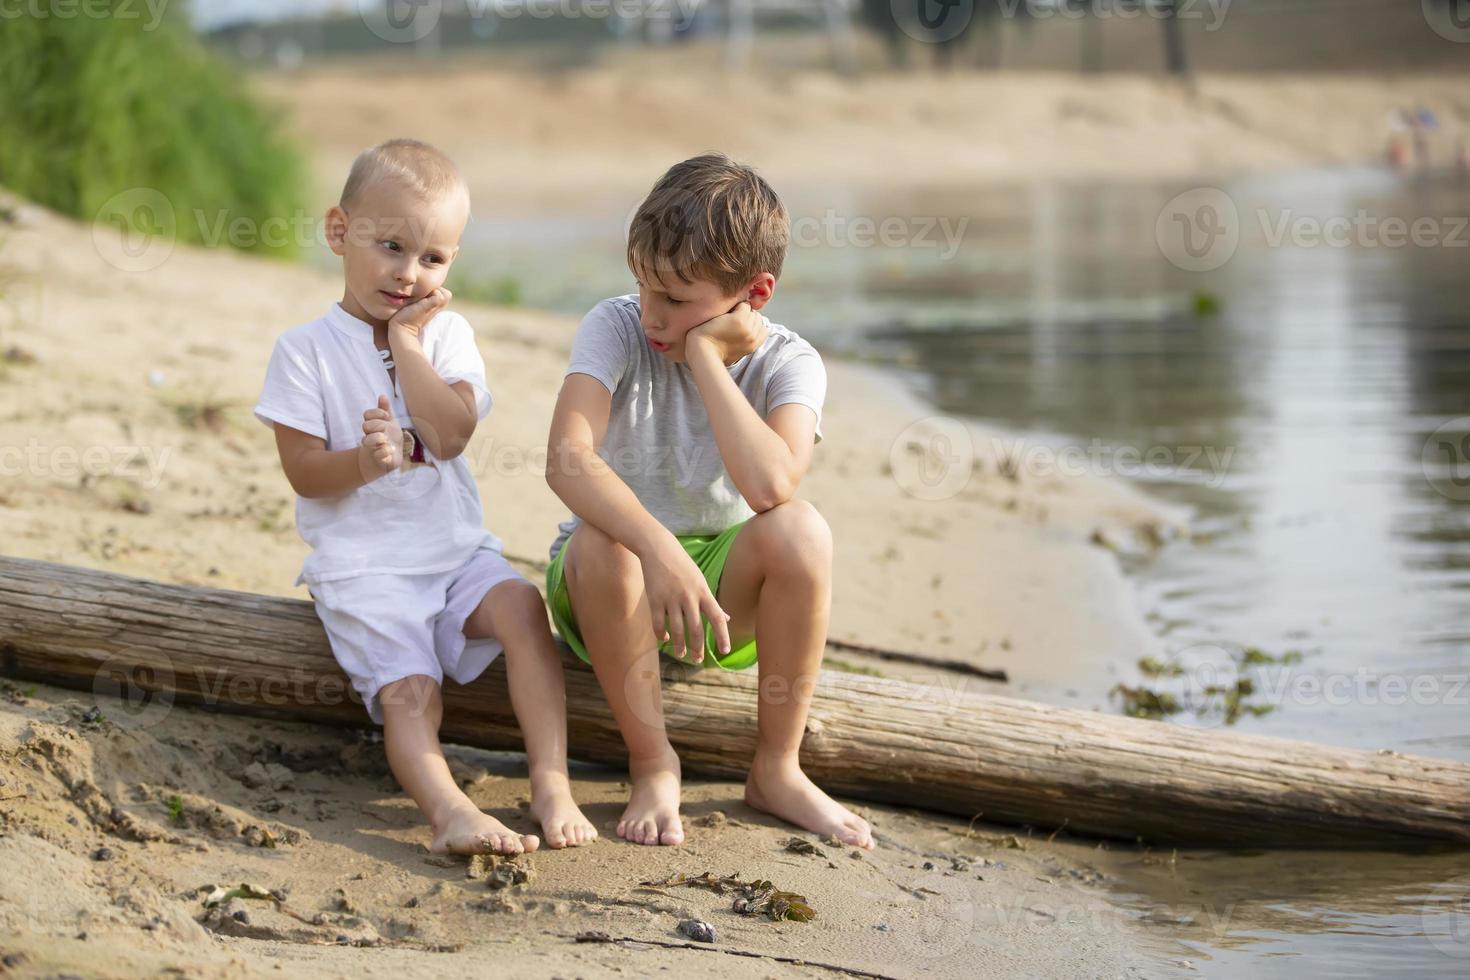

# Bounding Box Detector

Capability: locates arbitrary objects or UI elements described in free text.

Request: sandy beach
[0,192,1177,976]
[5,54,1465,976]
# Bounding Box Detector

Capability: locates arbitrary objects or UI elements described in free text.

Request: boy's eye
[424,254,444,265]
[665,296,683,305]
[382,240,400,252]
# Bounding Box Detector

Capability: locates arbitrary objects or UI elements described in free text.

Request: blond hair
[626,153,788,293]
[339,138,469,212]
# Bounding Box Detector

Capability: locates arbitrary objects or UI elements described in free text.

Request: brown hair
[626,153,788,293]
[339,138,469,212]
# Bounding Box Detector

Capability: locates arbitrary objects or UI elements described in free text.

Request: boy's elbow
[433,438,469,461]
[280,464,316,499]
[545,443,565,493]
[423,424,473,462]
[546,440,592,496]
[288,473,337,500]
[746,473,797,514]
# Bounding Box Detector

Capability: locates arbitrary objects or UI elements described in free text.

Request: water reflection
[853,172,1470,977]
[1074,842,1470,977]
[864,172,1470,762]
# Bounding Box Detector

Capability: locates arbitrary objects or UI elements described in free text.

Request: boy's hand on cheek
[687,301,766,365]
[360,394,404,477]
[388,287,452,348]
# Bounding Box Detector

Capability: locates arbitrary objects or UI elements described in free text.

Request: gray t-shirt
[549,294,827,561]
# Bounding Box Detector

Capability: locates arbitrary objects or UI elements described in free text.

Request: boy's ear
[324,206,349,256]
[744,272,776,311]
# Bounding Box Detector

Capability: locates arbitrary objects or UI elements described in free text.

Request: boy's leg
[462,578,597,848]
[561,523,684,846]
[378,673,540,855]
[716,499,874,849]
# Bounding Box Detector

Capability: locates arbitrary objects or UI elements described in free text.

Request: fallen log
[1,556,1467,849]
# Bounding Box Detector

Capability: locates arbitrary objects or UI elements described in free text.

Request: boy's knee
[490,579,549,632]
[750,500,832,573]
[565,524,641,593]
[490,577,542,609]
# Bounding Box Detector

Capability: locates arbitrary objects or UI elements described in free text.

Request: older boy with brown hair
[544,153,873,849]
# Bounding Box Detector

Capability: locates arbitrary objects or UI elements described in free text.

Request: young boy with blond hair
[255,138,595,855]
[544,153,874,849]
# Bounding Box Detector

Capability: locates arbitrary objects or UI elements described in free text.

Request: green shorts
[546,521,757,671]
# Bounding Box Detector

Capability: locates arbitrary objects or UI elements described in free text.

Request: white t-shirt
[254,302,501,586]
[549,294,827,562]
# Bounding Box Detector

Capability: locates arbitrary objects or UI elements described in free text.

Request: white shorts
[309,547,526,725]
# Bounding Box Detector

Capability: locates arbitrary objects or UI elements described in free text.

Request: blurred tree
[0,0,306,257]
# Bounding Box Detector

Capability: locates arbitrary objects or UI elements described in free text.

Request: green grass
[0,2,306,257]
[446,270,524,308]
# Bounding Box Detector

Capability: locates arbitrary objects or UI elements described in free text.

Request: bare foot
[617,752,684,846]
[745,754,874,849]
[429,802,540,856]
[530,773,598,848]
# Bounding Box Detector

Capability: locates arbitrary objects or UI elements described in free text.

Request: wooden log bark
[1,555,1467,849]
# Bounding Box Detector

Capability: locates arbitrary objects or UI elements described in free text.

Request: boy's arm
[546,373,732,659]
[684,308,816,513]
[546,374,668,557]
[388,289,477,460]
[274,423,379,499]
[275,398,404,498]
